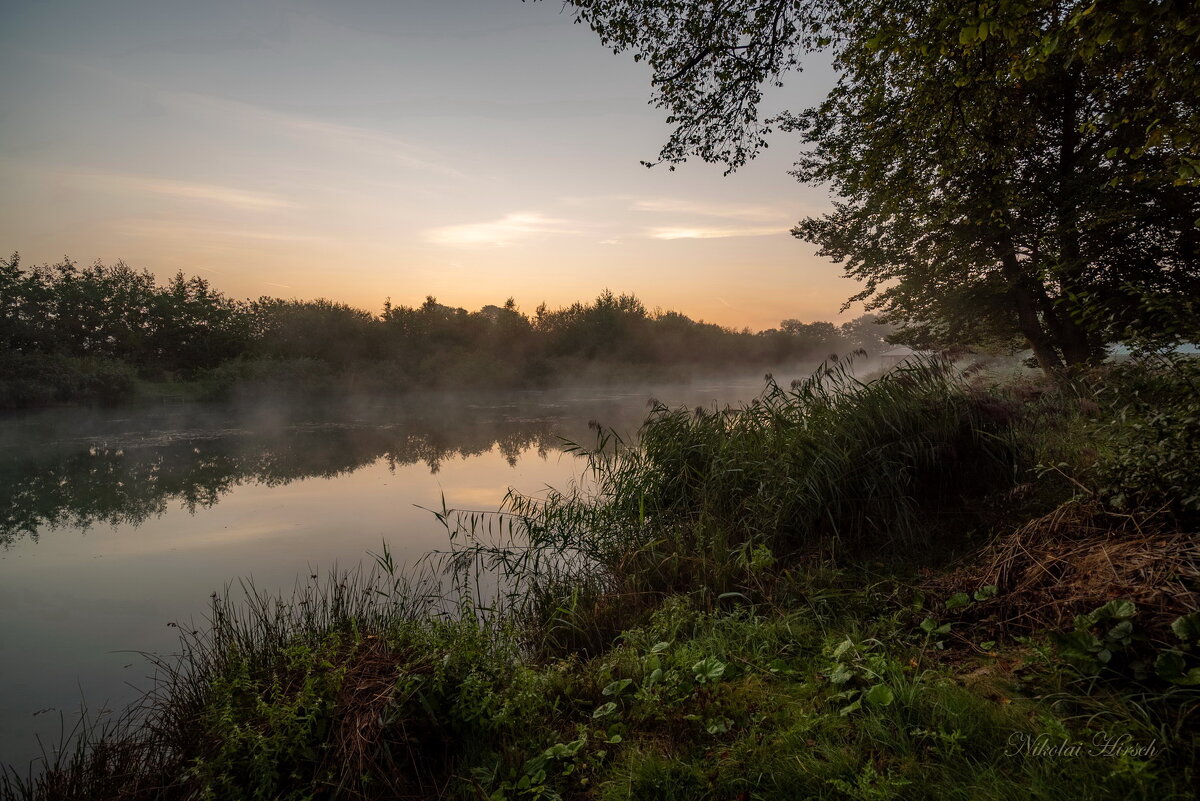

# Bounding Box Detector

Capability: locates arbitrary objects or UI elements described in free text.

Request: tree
[839,314,894,356]
[555,0,835,172]
[780,319,842,352]
[788,0,1199,368]
[554,0,1200,369]
[151,272,250,370]
[251,298,378,365]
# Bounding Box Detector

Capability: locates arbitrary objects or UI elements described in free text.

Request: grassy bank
[4,356,1198,800]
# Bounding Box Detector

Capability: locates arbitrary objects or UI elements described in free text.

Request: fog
[0,368,828,765]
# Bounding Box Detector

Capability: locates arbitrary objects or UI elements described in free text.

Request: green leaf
[945,592,972,610]
[1155,650,1186,679]
[1083,600,1136,627]
[705,716,733,735]
[865,683,895,706]
[829,665,854,685]
[973,585,999,602]
[692,656,727,683]
[592,702,618,719]
[602,678,632,696]
[1171,613,1200,643]
[1106,619,1134,645]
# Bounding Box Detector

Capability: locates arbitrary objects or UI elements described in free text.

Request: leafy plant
[1155,612,1200,686]
[691,656,726,684]
[1052,600,1140,675]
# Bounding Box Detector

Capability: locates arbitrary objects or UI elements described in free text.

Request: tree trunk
[1051,66,1101,367]
[995,237,1064,372]
[1036,285,1097,366]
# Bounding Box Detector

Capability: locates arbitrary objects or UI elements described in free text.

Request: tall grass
[6,356,1196,801]
[436,356,1025,654]
[1,567,472,801]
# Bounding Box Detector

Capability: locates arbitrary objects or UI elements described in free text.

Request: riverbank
[0,351,843,412]
[4,356,1197,800]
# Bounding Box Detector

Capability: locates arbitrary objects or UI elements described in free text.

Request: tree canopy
[1,254,891,408]
[555,0,1200,368]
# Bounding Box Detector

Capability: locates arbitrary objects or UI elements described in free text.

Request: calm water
[0,379,769,767]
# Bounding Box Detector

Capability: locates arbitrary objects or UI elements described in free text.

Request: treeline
[0,255,892,407]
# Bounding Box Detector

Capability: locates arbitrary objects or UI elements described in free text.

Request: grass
[7,575,1195,800]
[3,355,1198,800]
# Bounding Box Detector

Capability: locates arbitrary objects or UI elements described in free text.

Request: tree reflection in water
[0,403,576,546]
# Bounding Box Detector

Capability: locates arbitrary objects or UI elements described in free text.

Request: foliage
[0,254,893,408]
[0,351,136,408]
[6,576,1192,801]
[1088,356,1200,516]
[4,359,1199,800]
[786,0,1199,370]
[553,0,1200,369]
[447,356,1023,633]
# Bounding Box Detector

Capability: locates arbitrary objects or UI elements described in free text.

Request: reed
[5,356,1198,801]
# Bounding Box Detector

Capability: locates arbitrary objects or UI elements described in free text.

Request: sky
[0,0,848,330]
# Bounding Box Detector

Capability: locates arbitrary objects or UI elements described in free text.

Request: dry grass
[929,499,1200,638]
[321,636,445,800]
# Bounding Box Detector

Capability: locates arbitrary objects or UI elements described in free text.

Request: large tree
[554,0,1200,368]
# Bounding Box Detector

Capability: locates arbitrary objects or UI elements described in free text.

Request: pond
[0,378,770,768]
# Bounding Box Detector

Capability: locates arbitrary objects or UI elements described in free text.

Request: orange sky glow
[0,0,850,330]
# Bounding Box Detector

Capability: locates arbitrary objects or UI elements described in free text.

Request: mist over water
[0,372,795,767]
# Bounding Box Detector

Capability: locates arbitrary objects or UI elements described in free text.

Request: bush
[477,357,1026,606]
[0,352,136,408]
[197,357,336,401]
[1091,357,1200,517]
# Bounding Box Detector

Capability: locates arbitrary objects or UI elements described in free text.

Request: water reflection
[0,381,767,766]
[0,415,567,546]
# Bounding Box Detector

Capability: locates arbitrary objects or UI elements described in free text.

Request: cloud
[139,178,295,209]
[426,212,580,247]
[115,218,328,245]
[559,194,792,223]
[159,91,464,178]
[646,226,785,240]
[63,169,297,210]
[631,197,789,222]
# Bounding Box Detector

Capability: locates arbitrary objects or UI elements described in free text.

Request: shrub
[1090,357,1200,517]
[0,352,136,408]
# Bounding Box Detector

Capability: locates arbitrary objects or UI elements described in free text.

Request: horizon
[8,252,868,332]
[0,0,845,331]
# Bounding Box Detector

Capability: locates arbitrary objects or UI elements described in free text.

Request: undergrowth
[3,355,1197,800]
